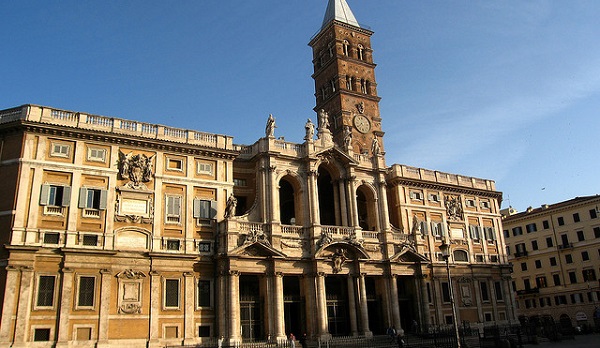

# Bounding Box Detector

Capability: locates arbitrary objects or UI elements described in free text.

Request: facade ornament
[331,248,348,273]
[445,195,464,221]
[343,125,353,150]
[244,228,270,246]
[411,214,422,235]
[304,118,315,141]
[119,303,142,314]
[224,193,237,219]
[117,151,155,189]
[356,101,365,114]
[265,114,276,137]
[346,229,364,246]
[116,269,147,280]
[362,244,380,252]
[316,230,333,248]
[280,239,303,249]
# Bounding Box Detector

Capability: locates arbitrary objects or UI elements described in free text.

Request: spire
[321,0,360,30]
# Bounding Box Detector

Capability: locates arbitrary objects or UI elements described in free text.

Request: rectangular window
[87,147,107,162]
[469,225,481,241]
[577,230,585,241]
[546,237,554,248]
[535,260,542,268]
[512,227,523,236]
[521,262,527,271]
[77,276,95,307]
[431,222,444,238]
[484,227,496,241]
[197,280,211,307]
[43,232,60,244]
[167,158,183,171]
[569,272,577,284]
[198,242,211,253]
[428,193,440,202]
[573,213,580,223]
[543,220,550,229]
[37,275,55,307]
[34,328,51,341]
[583,269,597,282]
[524,279,531,290]
[164,279,180,308]
[40,184,71,207]
[410,191,423,200]
[82,234,98,246]
[526,223,537,233]
[565,254,573,263]
[193,199,216,220]
[51,143,70,158]
[536,276,547,288]
[532,240,538,250]
[465,199,476,207]
[590,209,598,219]
[553,274,561,286]
[494,281,503,301]
[166,239,180,251]
[558,217,565,226]
[480,282,490,301]
[442,282,451,303]
[582,251,589,261]
[78,188,108,212]
[550,257,557,266]
[503,229,509,238]
[196,162,213,175]
[166,195,182,223]
[484,312,493,322]
[480,200,490,209]
[233,178,247,187]
[198,326,211,337]
[594,227,600,238]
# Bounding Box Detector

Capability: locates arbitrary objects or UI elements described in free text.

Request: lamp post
[439,240,461,348]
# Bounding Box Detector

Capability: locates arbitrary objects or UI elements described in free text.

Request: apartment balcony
[516,287,539,296]
[557,243,574,250]
[514,250,528,258]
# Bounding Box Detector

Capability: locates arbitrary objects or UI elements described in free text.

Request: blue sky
[2,1,599,212]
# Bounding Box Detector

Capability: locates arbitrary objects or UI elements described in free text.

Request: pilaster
[358,273,372,337]
[56,268,74,346]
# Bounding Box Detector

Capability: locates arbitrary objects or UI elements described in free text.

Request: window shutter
[61,186,72,207]
[40,185,50,206]
[78,188,88,208]
[193,199,201,218]
[174,197,181,216]
[99,190,108,210]
[430,222,437,235]
[441,223,447,237]
[421,221,428,235]
[210,200,217,219]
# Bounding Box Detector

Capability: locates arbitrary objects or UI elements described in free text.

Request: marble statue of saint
[305,119,315,141]
[265,114,276,137]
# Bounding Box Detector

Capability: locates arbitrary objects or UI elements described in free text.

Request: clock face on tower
[353,115,371,134]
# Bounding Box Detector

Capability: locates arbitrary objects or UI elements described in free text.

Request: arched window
[357,44,364,60]
[343,40,350,56]
[346,76,352,90]
[453,250,469,262]
[360,79,367,94]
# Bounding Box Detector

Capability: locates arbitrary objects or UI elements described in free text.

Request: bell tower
[309,0,383,155]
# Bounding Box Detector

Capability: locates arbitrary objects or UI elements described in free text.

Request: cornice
[388,178,502,199]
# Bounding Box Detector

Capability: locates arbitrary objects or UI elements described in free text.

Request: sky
[2,0,600,212]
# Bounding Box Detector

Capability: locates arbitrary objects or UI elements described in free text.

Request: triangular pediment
[231,241,287,258]
[390,245,429,263]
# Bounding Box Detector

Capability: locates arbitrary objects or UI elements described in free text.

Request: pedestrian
[217,335,224,348]
[299,333,308,348]
[397,332,405,348]
[289,333,296,348]
[387,326,396,343]
[411,319,418,334]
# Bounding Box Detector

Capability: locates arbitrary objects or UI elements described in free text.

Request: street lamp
[439,240,461,348]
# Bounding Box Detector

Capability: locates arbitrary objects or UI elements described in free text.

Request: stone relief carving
[345,229,363,246]
[280,239,303,249]
[117,151,155,190]
[460,284,473,307]
[445,195,464,221]
[316,230,333,248]
[116,269,145,315]
[331,248,348,274]
[116,269,147,280]
[119,303,142,314]
[356,101,365,114]
[243,229,270,246]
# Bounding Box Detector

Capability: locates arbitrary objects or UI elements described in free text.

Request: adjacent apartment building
[502,195,600,328]
[0,1,515,347]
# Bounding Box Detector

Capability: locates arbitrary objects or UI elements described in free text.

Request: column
[332,180,341,225]
[347,276,359,336]
[377,180,391,231]
[307,171,319,225]
[303,275,316,337]
[149,271,160,343]
[488,279,499,323]
[228,271,241,344]
[358,274,372,337]
[269,166,279,223]
[347,176,360,227]
[183,272,195,344]
[433,277,444,326]
[389,275,402,333]
[274,273,286,342]
[502,276,517,323]
[13,267,34,345]
[216,271,228,338]
[418,275,431,331]
[337,180,348,226]
[0,266,21,346]
[56,268,74,346]
[315,273,328,337]
[472,279,482,323]
[97,269,112,346]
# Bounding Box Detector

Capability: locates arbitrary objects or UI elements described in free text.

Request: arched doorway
[317,167,336,226]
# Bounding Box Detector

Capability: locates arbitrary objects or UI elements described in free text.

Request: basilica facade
[0,1,515,347]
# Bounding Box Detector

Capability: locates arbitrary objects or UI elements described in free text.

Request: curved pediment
[315,241,370,260]
[230,241,287,258]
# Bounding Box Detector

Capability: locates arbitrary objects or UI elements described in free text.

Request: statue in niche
[265,114,276,137]
[343,125,352,149]
[332,248,348,273]
[305,118,315,141]
[224,193,237,219]
[118,151,155,189]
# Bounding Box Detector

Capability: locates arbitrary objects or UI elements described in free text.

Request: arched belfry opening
[279,176,302,225]
[317,166,336,226]
[356,185,377,231]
